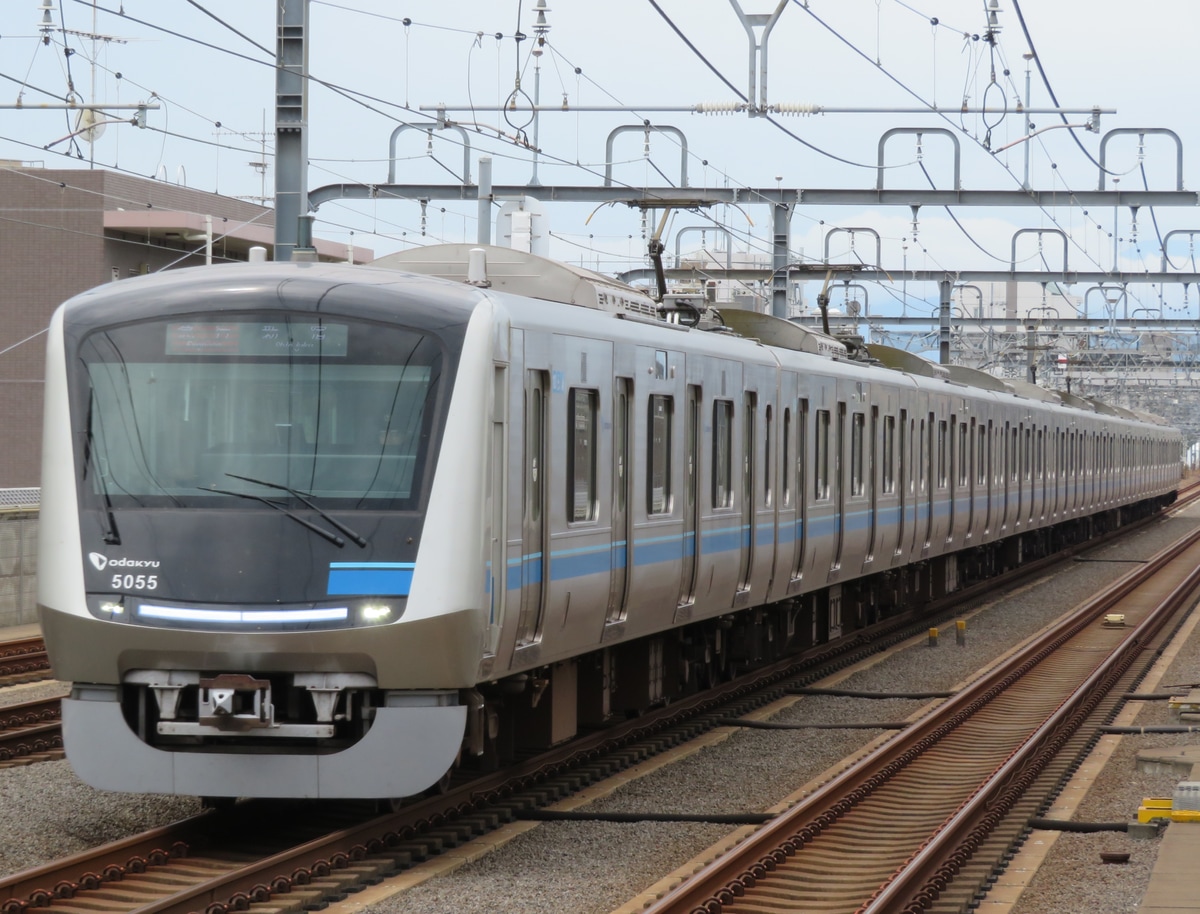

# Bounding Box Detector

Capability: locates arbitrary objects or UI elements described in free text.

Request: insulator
[694,101,743,114]
[772,102,820,116]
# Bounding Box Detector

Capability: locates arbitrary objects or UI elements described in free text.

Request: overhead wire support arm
[1098,128,1184,191]
[387,123,473,184]
[727,0,788,115]
[604,124,689,188]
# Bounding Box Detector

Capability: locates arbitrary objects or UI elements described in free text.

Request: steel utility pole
[274,0,309,261]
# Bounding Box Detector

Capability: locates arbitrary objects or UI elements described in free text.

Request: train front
[38,263,488,799]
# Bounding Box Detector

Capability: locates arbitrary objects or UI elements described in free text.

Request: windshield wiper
[225,473,368,548]
[201,486,347,548]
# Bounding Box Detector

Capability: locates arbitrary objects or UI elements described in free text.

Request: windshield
[79,314,443,509]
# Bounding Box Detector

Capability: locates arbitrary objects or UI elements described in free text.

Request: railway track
[640,518,1200,913]
[0,639,50,685]
[0,698,62,767]
[1,499,1197,914]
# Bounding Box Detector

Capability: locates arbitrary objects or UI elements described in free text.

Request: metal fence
[0,489,39,628]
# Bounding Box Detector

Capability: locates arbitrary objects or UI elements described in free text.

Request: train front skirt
[61,686,467,799]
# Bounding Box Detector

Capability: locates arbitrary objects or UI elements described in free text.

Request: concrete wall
[0,509,38,628]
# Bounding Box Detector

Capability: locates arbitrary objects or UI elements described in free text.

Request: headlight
[359,603,394,624]
[84,595,404,630]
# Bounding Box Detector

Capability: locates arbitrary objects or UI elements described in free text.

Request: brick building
[0,165,368,486]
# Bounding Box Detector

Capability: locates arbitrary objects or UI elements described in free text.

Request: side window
[958,421,969,487]
[764,404,773,507]
[648,394,673,515]
[882,415,895,494]
[937,420,948,488]
[567,388,598,522]
[977,425,987,485]
[815,409,831,501]
[850,412,865,497]
[712,399,733,508]
[526,385,544,523]
[782,407,792,507]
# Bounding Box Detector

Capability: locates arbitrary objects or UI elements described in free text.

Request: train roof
[368,245,1176,433]
[372,243,660,318]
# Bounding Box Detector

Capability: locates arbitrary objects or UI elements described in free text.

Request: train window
[527,384,545,523]
[616,384,629,514]
[850,413,865,497]
[1010,428,1019,483]
[764,404,773,507]
[799,399,809,507]
[713,400,734,509]
[80,315,443,509]
[567,388,598,523]
[937,421,948,488]
[815,409,831,501]
[918,418,927,494]
[782,407,792,507]
[648,395,673,515]
[882,415,895,494]
[958,422,969,487]
[1024,427,1033,481]
[978,425,987,486]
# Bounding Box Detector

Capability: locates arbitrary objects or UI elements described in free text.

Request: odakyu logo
[88,553,160,571]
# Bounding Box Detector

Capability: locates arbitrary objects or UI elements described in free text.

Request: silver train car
[38,244,1182,799]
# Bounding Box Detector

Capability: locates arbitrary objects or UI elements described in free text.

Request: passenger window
[782,407,792,507]
[567,388,598,522]
[815,409,831,501]
[851,412,865,497]
[958,422,969,487]
[648,394,673,515]
[713,400,733,508]
[937,420,948,488]
[882,415,895,494]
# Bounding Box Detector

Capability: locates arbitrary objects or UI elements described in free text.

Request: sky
[3,0,1199,326]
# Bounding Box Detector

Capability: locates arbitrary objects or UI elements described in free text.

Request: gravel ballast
[355,513,1200,914]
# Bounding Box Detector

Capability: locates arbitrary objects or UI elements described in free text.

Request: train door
[1015,423,1024,529]
[678,384,700,609]
[923,412,934,550]
[946,416,956,544]
[1000,420,1011,532]
[606,377,632,625]
[896,408,908,557]
[907,407,916,551]
[965,417,976,539]
[1052,429,1061,519]
[737,391,757,596]
[485,366,508,659]
[834,401,846,571]
[516,369,548,647]
[790,397,809,586]
[867,405,878,563]
[980,421,989,535]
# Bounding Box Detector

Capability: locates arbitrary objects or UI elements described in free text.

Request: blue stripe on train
[327,562,415,596]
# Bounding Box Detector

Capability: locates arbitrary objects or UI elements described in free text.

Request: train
[37,243,1182,800]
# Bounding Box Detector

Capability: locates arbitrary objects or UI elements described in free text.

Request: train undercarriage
[464,493,1175,776]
